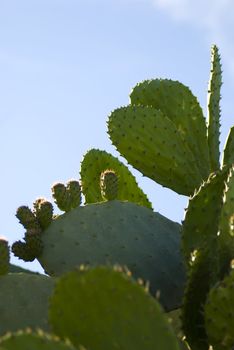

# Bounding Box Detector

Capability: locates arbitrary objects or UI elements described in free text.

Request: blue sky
[1,0,233,272]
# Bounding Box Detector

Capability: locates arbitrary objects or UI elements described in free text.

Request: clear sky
[1,0,233,272]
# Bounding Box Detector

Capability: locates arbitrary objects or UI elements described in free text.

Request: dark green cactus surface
[38,200,185,311]
[49,266,180,350]
[0,273,54,336]
[0,330,79,350]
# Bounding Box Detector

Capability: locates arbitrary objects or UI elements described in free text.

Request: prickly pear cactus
[37,199,185,311]
[49,266,180,350]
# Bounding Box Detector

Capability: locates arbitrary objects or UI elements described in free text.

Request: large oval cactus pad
[108,105,202,195]
[38,200,186,311]
[130,79,210,179]
[49,267,180,350]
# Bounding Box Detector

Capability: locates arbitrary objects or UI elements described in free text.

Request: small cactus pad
[16,206,41,231]
[33,198,53,229]
[12,241,36,262]
[0,273,54,335]
[51,182,71,212]
[100,169,118,200]
[51,181,82,212]
[25,233,44,258]
[66,180,82,208]
[223,126,234,167]
[130,79,210,180]
[0,238,9,275]
[80,148,152,208]
[0,329,78,350]
[38,200,185,311]
[204,269,234,349]
[182,168,228,265]
[49,266,180,350]
[108,105,203,195]
[207,45,222,172]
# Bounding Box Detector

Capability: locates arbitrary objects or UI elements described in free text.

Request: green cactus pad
[49,266,180,350]
[38,200,185,311]
[25,233,44,258]
[80,148,152,208]
[182,250,211,350]
[204,268,234,349]
[207,45,222,172]
[33,198,54,230]
[130,79,210,180]
[218,166,234,273]
[0,273,54,336]
[108,105,203,195]
[223,126,234,167]
[0,329,78,350]
[100,169,118,200]
[182,168,229,265]
[66,180,82,208]
[0,238,9,275]
[51,183,71,212]
[220,166,234,234]
[16,206,41,232]
[12,240,36,262]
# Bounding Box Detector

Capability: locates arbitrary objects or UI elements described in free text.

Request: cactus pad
[182,168,228,265]
[80,148,152,208]
[33,198,53,229]
[100,169,118,200]
[0,273,54,335]
[130,79,210,180]
[38,200,185,311]
[207,45,222,172]
[108,105,203,195]
[204,269,234,349]
[16,206,41,232]
[49,266,180,350]
[223,126,234,167]
[0,329,78,350]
